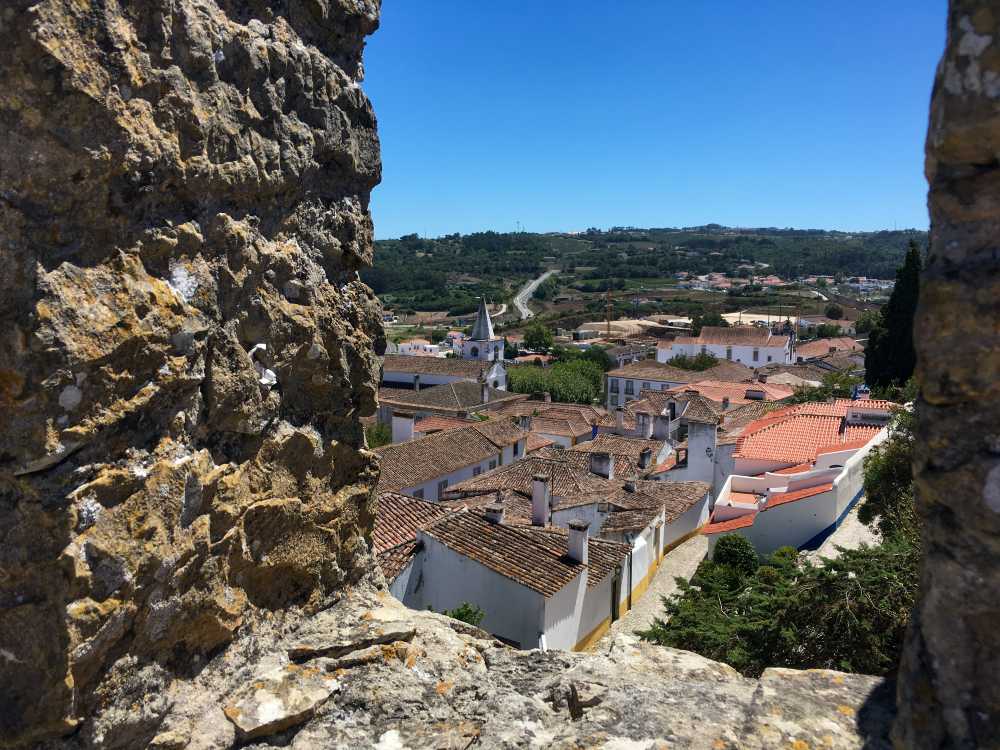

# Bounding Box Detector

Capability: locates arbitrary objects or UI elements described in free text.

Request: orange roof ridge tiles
[702,512,758,534]
[765,482,834,509]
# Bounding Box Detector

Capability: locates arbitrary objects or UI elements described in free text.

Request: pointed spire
[470,296,495,341]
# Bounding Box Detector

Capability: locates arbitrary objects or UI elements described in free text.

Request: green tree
[364,422,391,448]
[859,404,918,542]
[712,535,759,576]
[691,312,729,336]
[854,309,881,335]
[824,303,844,320]
[443,602,485,627]
[787,372,862,404]
[865,241,922,388]
[523,321,554,352]
[667,352,719,371]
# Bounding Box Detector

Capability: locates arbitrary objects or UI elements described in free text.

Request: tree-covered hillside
[364,226,925,313]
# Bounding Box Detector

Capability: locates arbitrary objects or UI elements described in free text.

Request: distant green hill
[365,226,926,313]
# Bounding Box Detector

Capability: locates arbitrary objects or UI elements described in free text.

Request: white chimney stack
[567,519,589,565]
[531,473,551,526]
[484,503,505,524]
[589,451,614,480]
[391,411,414,444]
[615,406,625,433]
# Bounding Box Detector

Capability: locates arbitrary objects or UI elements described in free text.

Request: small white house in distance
[397,338,445,357]
[604,359,754,409]
[701,398,897,555]
[375,418,528,501]
[658,326,793,367]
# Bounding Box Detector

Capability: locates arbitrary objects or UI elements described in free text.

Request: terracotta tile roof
[756,362,829,381]
[569,433,668,464]
[666,380,795,405]
[600,507,661,534]
[794,337,862,360]
[375,421,527,492]
[608,359,754,383]
[604,480,711,523]
[766,482,833,509]
[378,382,524,413]
[493,401,609,424]
[414,415,475,434]
[530,416,593,438]
[382,354,495,379]
[422,511,629,597]
[444,454,610,500]
[439,489,534,525]
[732,400,890,464]
[702,512,758,534]
[680,395,722,425]
[526,433,557,453]
[771,462,814,475]
[536,447,639,480]
[672,326,787,348]
[729,491,762,505]
[378,541,421,580]
[374,492,457,553]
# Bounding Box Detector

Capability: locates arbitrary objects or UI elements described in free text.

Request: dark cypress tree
[865,241,922,388]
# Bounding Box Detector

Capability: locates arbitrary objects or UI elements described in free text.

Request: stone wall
[898,0,1000,745]
[0,1,385,745]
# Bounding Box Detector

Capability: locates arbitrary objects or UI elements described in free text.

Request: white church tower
[462,297,504,361]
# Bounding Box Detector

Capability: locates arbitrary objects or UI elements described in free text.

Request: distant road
[514,270,557,320]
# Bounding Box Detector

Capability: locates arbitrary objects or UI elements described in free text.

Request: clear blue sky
[364,2,945,239]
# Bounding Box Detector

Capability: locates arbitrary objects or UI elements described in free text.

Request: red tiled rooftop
[765,482,834,509]
[702,512,758,535]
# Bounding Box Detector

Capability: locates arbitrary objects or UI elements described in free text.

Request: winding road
[513,270,557,320]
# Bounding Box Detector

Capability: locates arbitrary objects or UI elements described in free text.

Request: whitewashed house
[442,453,712,641]
[657,326,793,367]
[701,399,897,555]
[375,418,528,501]
[604,359,753,409]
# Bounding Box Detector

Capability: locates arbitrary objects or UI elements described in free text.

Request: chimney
[757,373,767,383]
[567,519,589,565]
[615,406,625,433]
[624,477,636,492]
[531,474,551,526]
[391,411,414,444]
[484,503,505,525]
[589,451,614,479]
[519,414,533,431]
[653,413,671,440]
[543,391,552,403]
[413,374,421,392]
[481,378,489,405]
[639,448,652,469]
[721,396,730,410]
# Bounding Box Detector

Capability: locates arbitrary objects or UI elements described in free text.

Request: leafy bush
[508,359,604,404]
[825,303,844,319]
[443,602,485,627]
[667,352,719,371]
[364,422,391,448]
[713,535,759,576]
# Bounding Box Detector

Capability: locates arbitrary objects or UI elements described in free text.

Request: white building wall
[662,494,711,548]
[542,576,586,651]
[402,454,499,501]
[551,503,605,531]
[417,534,545,649]
[574,571,618,648]
[661,340,791,366]
[538,432,574,448]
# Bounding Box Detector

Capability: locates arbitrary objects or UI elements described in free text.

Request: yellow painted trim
[573,615,612,651]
